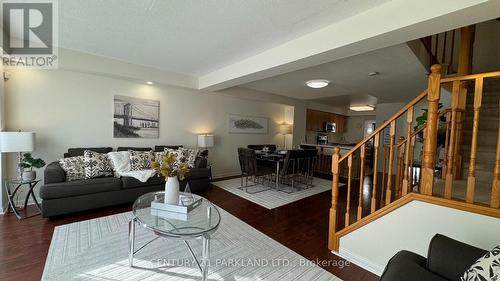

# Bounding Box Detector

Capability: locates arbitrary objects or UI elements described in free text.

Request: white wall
[0,65,5,213]
[339,200,500,275]
[4,59,296,202]
[473,19,500,73]
[343,115,376,143]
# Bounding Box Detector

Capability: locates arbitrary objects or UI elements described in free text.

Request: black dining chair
[237,148,274,194]
[300,149,317,188]
[279,149,307,193]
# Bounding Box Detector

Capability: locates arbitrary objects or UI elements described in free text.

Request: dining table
[255,150,286,191]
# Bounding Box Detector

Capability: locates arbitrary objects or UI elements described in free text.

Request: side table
[5,179,42,219]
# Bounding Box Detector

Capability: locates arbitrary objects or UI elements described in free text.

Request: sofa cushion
[40,177,122,200]
[186,168,210,180]
[64,147,113,158]
[117,147,151,152]
[121,175,165,189]
[83,150,113,179]
[154,145,183,152]
[380,251,449,281]
[427,234,487,281]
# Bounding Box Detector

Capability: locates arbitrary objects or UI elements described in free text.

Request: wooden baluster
[385,121,396,204]
[444,81,461,198]
[328,147,341,251]
[421,64,442,195]
[345,155,353,227]
[380,145,388,207]
[371,133,380,213]
[395,136,405,198]
[357,144,366,220]
[466,78,484,203]
[491,100,500,208]
[402,107,414,195]
[442,111,450,179]
[409,135,416,189]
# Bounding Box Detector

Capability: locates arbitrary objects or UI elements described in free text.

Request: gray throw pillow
[83,150,113,179]
[59,156,85,181]
[462,245,500,281]
[129,150,154,170]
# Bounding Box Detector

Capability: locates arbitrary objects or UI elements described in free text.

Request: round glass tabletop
[132,191,221,238]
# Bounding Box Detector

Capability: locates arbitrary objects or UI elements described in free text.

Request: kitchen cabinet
[306,109,347,133]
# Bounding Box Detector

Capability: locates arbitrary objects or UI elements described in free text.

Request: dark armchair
[380,234,487,281]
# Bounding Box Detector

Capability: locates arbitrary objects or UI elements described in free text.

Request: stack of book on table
[150,194,202,221]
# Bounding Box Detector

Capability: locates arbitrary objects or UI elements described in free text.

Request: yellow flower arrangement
[151,152,190,180]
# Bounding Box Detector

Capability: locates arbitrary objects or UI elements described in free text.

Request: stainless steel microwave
[325,122,337,133]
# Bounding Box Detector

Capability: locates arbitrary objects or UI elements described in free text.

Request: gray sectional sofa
[39,146,211,218]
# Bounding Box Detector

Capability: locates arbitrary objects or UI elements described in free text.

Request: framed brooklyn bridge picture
[113,95,160,138]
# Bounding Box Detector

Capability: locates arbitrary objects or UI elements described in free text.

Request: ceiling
[59,0,389,76]
[241,44,429,104]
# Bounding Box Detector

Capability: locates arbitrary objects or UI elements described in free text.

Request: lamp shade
[279,124,292,135]
[0,132,35,152]
[198,134,214,148]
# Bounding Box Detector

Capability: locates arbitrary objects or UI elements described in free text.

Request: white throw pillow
[462,245,500,281]
[108,151,131,177]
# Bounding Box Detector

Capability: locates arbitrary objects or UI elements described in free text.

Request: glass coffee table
[130,191,221,281]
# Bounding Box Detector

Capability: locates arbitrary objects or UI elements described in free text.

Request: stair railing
[440,70,500,206]
[329,65,500,252]
[328,66,437,251]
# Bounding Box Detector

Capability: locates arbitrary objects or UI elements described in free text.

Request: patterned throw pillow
[462,245,500,281]
[83,150,113,179]
[59,156,85,181]
[154,151,167,164]
[165,148,187,168]
[184,148,199,168]
[129,150,154,170]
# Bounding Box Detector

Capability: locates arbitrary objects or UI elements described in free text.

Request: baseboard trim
[335,248,384,276]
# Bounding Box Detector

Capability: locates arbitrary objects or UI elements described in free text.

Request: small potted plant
[151,153,190,205]
[18,153,46,181]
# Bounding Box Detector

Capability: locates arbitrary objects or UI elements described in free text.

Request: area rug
[42,207,341,281]
[212,177,342,209]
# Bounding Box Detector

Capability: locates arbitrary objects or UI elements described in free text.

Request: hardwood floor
[0,183,379,281]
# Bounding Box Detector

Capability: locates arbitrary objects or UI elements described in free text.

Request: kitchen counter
[301,143,356,151]
[301,143,361,178]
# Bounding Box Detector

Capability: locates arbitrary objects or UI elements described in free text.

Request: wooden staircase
[328,65,500,252]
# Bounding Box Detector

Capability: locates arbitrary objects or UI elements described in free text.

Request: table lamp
[198,134,214,158]
[0,132,35,180]
[279,124,292,150]
[198,134,214,148]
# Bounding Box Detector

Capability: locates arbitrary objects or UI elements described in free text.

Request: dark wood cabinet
[306,109,347,133]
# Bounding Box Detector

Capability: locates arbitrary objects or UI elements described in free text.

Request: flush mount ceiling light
[146,81,153,85]
[350,105,375,112]
[305,79,330,89]
[368,71,379,76]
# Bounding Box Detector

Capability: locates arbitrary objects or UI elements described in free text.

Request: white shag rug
[42,207,341,281]
[212,177,341,209]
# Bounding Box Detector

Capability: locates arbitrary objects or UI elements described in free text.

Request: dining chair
[279,149,307,193]
[237,148,274,194]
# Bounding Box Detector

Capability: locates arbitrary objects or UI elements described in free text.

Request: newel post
[421,64,442,195]
[328,147,341,251]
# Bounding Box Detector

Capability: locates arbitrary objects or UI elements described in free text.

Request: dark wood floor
[0,182,379,281]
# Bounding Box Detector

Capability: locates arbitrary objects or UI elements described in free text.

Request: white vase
[164,176,180,205]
